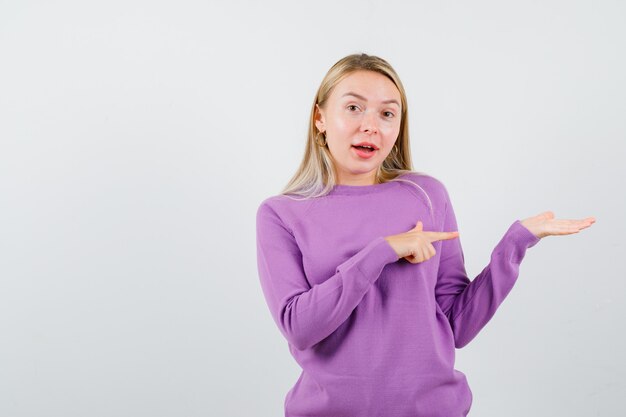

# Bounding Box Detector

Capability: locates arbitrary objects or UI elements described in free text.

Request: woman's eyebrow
[341,92,400,107]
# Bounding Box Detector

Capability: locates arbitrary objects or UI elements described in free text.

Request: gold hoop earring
[315,131,327,147]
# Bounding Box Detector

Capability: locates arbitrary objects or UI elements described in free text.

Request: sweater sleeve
[256,202,399,351]
[434,186,541,349]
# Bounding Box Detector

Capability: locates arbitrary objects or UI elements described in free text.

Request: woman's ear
[314,104,325,132]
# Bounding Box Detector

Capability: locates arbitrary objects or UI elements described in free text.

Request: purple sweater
[255,172,540,417]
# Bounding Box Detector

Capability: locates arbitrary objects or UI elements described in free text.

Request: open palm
[520,211,596,239]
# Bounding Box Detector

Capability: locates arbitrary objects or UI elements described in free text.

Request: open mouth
[352,145,377,158]
[352,145,376,154]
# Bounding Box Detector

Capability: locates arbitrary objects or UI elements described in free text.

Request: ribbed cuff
[336,236,399,290]
[503,220,541,264]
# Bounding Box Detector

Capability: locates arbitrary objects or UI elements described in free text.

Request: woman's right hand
[384,220,460,264]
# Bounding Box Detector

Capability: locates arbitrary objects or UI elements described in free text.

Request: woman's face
[315,70,402,185]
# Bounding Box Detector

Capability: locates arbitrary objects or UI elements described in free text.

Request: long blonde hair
[280,53,431,210]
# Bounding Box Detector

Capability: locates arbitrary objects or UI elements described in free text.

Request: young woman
[255,53,595,417]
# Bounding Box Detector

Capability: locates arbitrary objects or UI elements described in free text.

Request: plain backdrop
[1,1,624,416]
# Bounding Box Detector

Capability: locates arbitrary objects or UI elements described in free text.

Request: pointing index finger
[429,231,460,242]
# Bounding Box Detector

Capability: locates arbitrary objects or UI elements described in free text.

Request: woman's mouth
[352,145,377,159]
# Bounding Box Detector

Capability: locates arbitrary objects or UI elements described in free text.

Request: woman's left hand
[520,211,596,239]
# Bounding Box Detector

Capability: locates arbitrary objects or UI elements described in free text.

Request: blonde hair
[280,52,432,216]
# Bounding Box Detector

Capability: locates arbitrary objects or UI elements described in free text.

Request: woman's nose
[360,110,379,134]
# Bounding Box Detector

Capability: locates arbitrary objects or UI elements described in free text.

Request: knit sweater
[255,172,540,417]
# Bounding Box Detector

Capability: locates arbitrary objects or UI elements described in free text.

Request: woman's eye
[384,111,395,118]
[347,105,359,111]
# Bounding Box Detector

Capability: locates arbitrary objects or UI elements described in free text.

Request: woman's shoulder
[395,171,449,199]
[257,193,313,211]
[393,171,452,223]
[256,192,316,229]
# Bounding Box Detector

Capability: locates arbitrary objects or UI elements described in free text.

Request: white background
[1,1,624,416]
